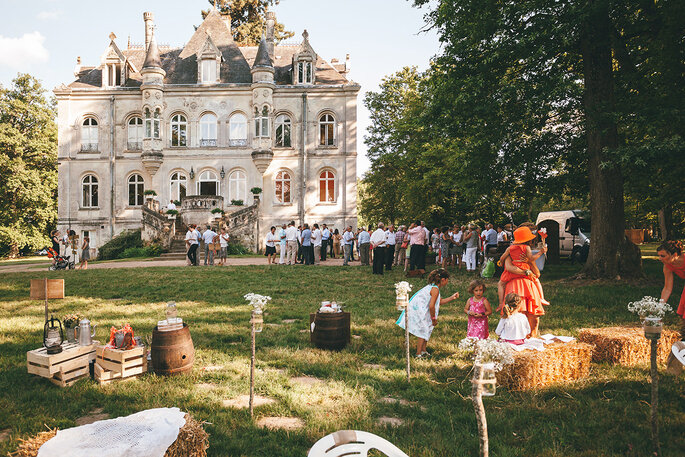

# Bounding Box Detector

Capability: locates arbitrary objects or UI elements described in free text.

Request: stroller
[47,248,75,270]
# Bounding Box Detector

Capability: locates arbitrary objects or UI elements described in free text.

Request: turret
[251,37,275,174]
[140,24,165,176]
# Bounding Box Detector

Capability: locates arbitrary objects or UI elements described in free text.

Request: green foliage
[97,230,142,260]
[166,209,179,216]
[202,0,293,46]
[211,208,224,215]
[0,74,57,257]
[226,242,250,255]
[143,190,157,196]
[230,199,244,206]
[120,245,162,259]
[250,186,262,195]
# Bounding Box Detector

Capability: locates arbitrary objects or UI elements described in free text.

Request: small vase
[65,325,77,344]
[396,294,408,311]
[642,317,663,339]
[474,362,497,397]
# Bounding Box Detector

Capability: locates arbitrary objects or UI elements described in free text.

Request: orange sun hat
[513,226,536,244]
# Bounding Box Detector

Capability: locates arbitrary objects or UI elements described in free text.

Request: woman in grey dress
[78,236,90,270]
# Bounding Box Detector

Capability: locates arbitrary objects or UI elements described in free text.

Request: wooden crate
[95,345,147,385]
[27,341,97,387]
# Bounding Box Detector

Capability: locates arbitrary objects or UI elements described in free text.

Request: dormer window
[201,59,217,83]
[297,61,313,84]
[106,63,123,87]
[197,34,221,84]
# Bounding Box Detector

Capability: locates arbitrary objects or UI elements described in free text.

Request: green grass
[0,260,683,456]
[0,256,51,266]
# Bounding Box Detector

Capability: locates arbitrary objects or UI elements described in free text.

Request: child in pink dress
[464,279,492,339]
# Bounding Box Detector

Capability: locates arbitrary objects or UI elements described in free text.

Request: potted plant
[250,187,263,195]
[62,313,83,344]
[166,209,179,219]
[144,190,157,199]
[627,296,672,339]
[230,199,244,206]
[173,200,181,206]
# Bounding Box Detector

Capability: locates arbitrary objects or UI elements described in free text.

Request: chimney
[74,56,82,77]
[265,11,275,58]
[345,53,351,74]
[144,12,154,51]
[221,12,231,30]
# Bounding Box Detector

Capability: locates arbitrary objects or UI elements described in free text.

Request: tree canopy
[0,74,57,257]
[202,0,293,46]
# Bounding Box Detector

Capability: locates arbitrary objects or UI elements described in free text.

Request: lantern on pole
[244,293,271,418]
[394,282,412,383]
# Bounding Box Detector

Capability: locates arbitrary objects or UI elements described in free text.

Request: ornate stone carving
[251,149,274,174]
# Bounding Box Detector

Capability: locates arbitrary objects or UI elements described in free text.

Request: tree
[203,0,293,46]
[0,74,57,258]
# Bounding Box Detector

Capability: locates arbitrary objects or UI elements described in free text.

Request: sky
[0,0,441,176]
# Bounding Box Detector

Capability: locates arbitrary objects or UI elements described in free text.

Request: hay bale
[9,414,208,457]
[577,326,680,366]
[496,341,593,391]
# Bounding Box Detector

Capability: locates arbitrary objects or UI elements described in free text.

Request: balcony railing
[80,143,98,152]
[228,139,247,147]
[127,141,142,151]
[200,139,217,147]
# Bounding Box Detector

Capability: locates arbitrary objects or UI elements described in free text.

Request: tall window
[254,106,269,138]
[297,61,312,84]
[128,174,144,206]
[229,113,247,146]
[198,170,219,196]
[275,114,291,147]
[127,117,143,150]
[81,117,98,151]
[170,173,187,201]
[144,108,160,139]
[228,170,246,203]
[106,63,122,87]
[201,59,217,83]
[319,114,335,146]
[82,175,99,208]
[170,114,187,147]
[274,171,291,203]
[200,113,217,147]
[319,171,335,202]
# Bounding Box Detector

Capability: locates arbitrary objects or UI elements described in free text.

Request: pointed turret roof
[143,31,162,69]
[253,37,273,68]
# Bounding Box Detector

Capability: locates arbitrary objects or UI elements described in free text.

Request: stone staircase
[158,235,191,261]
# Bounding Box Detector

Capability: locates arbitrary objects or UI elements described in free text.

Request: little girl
[464,279,492,339]
[495,293,531,344]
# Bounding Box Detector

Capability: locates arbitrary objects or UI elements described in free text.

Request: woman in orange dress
[498,227,549,337]
[658,240,685,336]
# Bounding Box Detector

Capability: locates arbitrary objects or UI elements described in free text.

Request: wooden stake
[249,320,256,418]
[650,337,661,456]
[472,364,489,457]
[44,278,48,323]
[405,307,410,382]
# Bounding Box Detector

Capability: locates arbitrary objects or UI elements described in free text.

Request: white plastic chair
[308,430,409,457]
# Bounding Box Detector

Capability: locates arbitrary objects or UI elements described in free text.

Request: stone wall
[141,205,174,248]
[219,199,260,252]
[181,195,225,228]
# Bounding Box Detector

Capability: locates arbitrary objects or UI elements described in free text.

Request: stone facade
[55,9,359,252]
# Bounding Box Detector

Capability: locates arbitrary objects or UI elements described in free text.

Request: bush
[120,244,163,259]
[226,243,250,256]
[97,230,142,260]
[211,208,224,215]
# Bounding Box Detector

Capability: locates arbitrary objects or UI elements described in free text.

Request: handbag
[401,240,409,249]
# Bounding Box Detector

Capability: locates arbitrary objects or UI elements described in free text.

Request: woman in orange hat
[496,226,549,337]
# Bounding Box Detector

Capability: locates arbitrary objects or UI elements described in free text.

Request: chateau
[55,9,359,251]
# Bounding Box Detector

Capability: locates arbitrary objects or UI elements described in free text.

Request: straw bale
[8,414,208,457]
[496,342,593,391]
[577,326,680,366]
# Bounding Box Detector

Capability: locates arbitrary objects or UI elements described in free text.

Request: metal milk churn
[77,318,97,346]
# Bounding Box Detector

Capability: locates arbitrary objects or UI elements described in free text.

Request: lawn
[0,260,683,456]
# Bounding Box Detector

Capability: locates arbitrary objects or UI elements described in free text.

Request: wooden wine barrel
[151,323,194,375]
[310,312,351,351]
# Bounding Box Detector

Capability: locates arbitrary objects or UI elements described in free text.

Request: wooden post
[472,364,489,457]
[44,278,48,323]
[405,307,410,382]
[249,319,256,418]
[650,337,661,456]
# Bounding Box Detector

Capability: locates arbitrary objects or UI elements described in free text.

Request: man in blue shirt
[482,223,498,255]
[321,224,331,261]
[358,227,371,266]
[300,224,313,265]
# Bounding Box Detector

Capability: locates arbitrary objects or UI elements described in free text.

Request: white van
[535,210,590,262]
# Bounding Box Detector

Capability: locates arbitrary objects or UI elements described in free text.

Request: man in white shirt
[320,224,331,261]
[167,200,177,211]
[342,226,355,266]
[218,227,230,266]
[384,225,396,271]
[284,221,298,265]
[421,221,430,270]
[453,225,464,269]
[311,223,322,264]
[202,225,218,266]
[370,223,387,275]
[185,224,199,266]
[278,223,287,265]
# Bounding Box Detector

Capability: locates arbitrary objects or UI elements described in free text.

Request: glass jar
[251,311,264,333]
[166,301,178,321]
[642,316,663,339]
[474,362,497,396]
[396,294,409,311]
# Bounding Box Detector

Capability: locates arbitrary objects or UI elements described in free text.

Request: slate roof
[67,9,350,89]
[253,37,273,68]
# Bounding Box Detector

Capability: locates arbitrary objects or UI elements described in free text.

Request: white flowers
[394,281,412,296]
[244,293,271,314]
[627,296,672,319]
[459,337,514,371]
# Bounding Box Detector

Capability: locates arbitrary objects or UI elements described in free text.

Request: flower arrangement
[244,293,271,314]
[62,313,83,328]
[394,281,412,296]
[459,337,514,371]
[627,296,672,319]
[538,227,547,240]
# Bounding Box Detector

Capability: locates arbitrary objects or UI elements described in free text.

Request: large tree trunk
[658,205,673,241]
[580,0,642,279]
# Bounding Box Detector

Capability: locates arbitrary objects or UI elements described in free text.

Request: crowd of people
[49,229,90,269]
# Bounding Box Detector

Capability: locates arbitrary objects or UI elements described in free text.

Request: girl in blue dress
[397,268,460,358]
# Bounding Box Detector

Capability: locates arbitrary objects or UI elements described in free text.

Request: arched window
[274,171,291,203]
[197,170,219,196]
[128,174,144,206]
[170,172,187,201]
[170,114,187,147]
[127,117,143,150]
[319,170,335,202]
[319,114,335,146]
[82,175,99,208]
[200,113,217,147]
[81,117,98,151]
[275,114,291,148]
[144,108,160,139]
[228,170,246,203]
[229,113,247,147]
[254,106,269,138]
